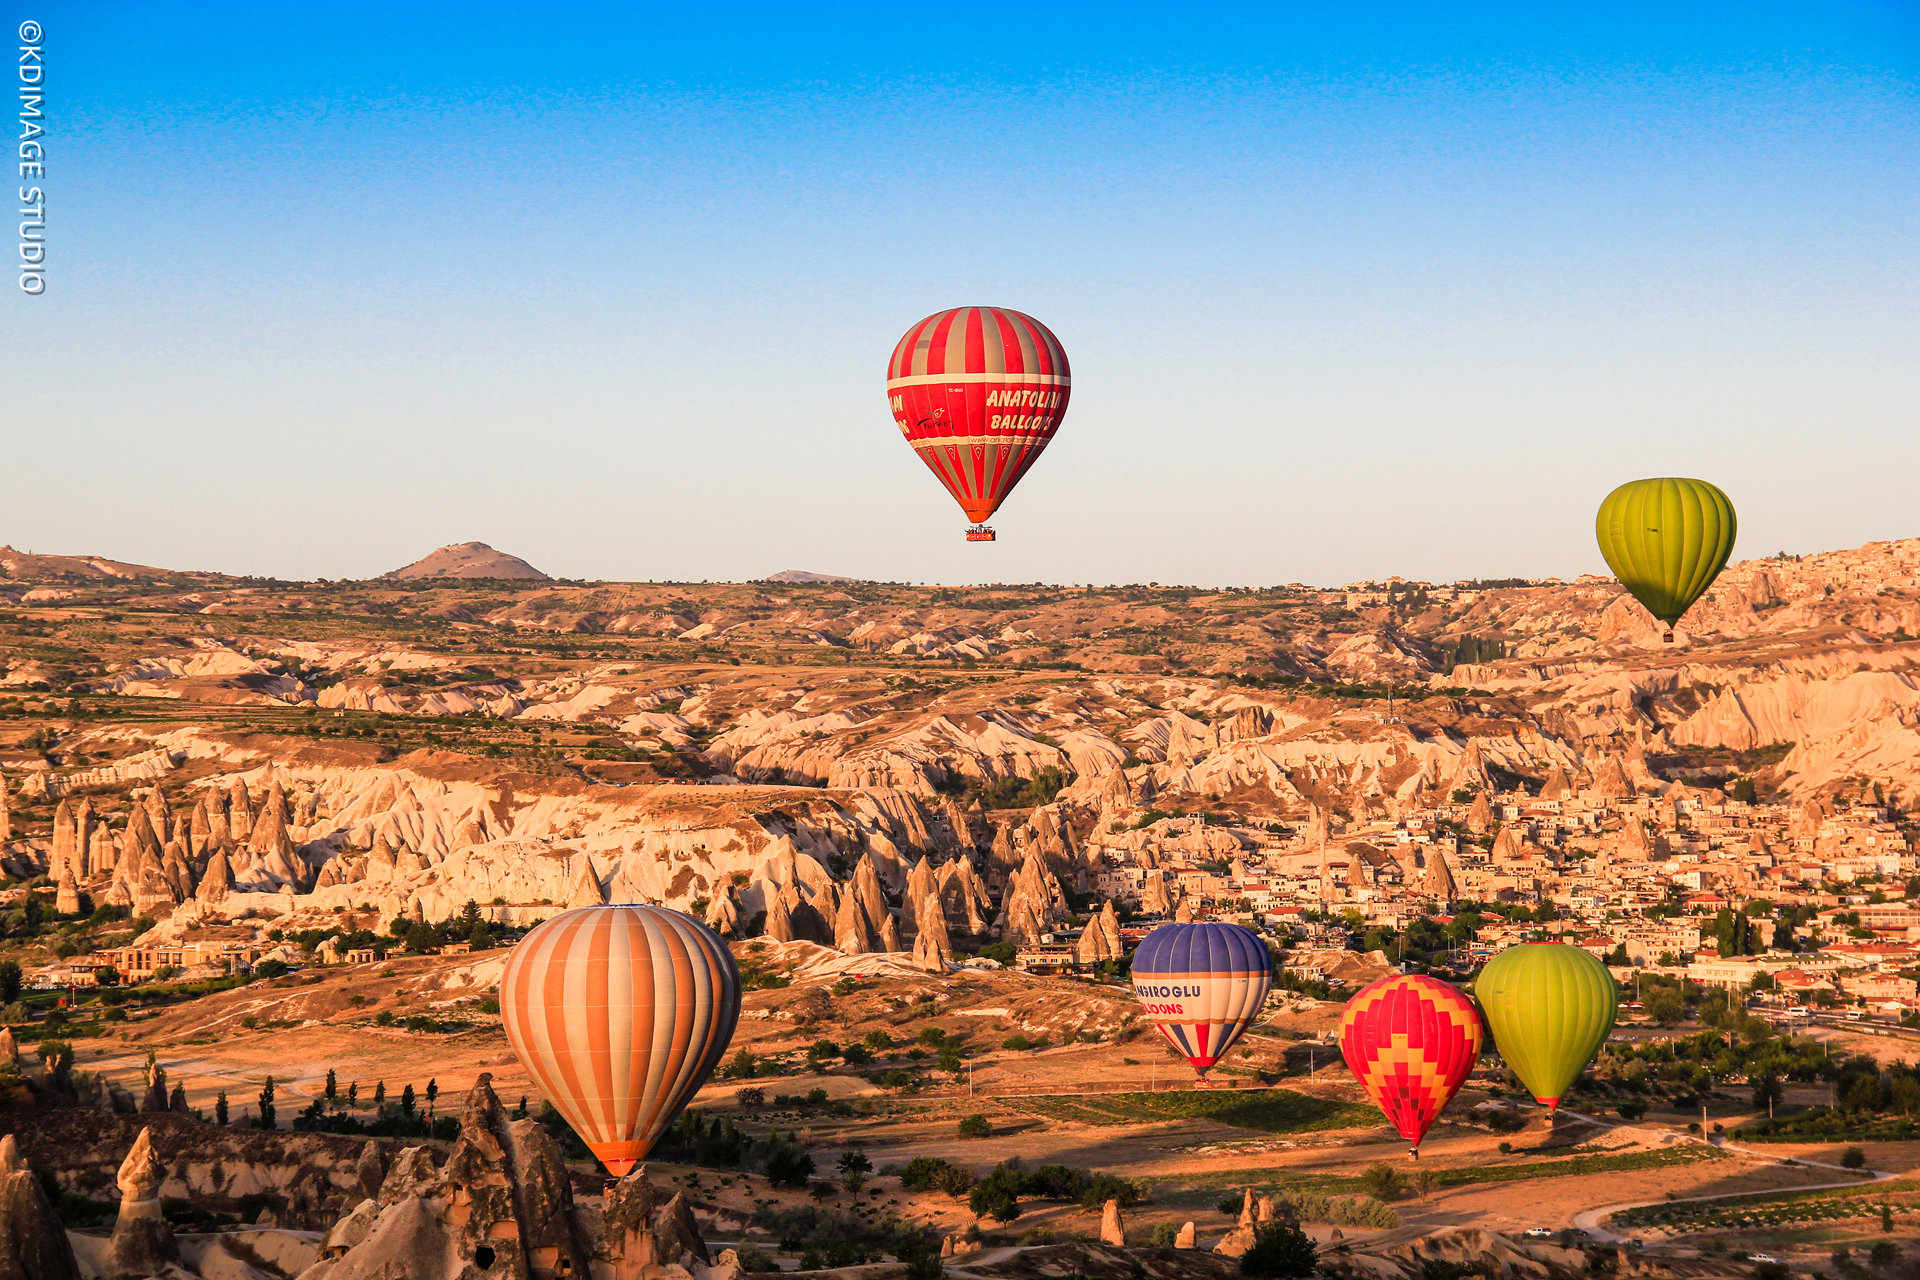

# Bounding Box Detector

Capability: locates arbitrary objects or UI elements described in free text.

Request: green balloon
[1475,944,1616,1110]
[1595,477,1737,629]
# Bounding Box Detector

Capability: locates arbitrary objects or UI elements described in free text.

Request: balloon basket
[966,526,996,542]
[1661,629,1675,645]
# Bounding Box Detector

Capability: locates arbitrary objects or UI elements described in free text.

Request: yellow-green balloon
[1475,944,1616,1110]
[1595,477,1737,629]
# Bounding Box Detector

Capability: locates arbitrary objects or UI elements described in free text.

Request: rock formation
[0,1134,80,1280]
[910,890,951,972]
[1174,1221,1196,1249]
[300,1073,715,1280]
[106,1127,180,1279]
[1214,1188,1257,1257]
[598,1168,710,1279]
[1099,1198,1126,1246]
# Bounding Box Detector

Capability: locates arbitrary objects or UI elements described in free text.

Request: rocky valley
[0,540,1917,1278]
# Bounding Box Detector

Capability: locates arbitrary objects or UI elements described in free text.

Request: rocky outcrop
[106,1127,180,1279]
[299,1074,598,1280]
[0,1134,79,1280]
[596,1169,711,1278]
[1099,1198,1126,1247]
[910,890,951,973]
[1214,1189,1257,1257]
[1174,1221,1196,1250]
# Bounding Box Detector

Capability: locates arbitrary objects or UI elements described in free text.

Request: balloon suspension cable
[966,525,996,542]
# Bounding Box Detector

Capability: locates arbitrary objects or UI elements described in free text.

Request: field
[999,1088,1375,1132]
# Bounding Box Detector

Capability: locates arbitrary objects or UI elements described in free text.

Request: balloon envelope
[1595,477,1737,628]
[1338,974,1483,1150]
[1130,922,1272,1075]
[886,307,1070,531]
[501,905,741,1176]
[1475,943,1616,1111]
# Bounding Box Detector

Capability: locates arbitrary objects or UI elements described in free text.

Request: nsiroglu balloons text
[500,905,742,1177]
[886,306,1070,541]
[1595,477,1737,639]
[1475,943,1617,1111]
[1130,921,1272,1076]
[1338,974,1483,1156]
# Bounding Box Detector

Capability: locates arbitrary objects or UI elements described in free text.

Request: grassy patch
[1000,1088,1375,1133]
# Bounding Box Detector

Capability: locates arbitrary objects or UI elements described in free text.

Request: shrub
[1362,1163,1407,1202]
[1241,1224,1318,1279]
[1080,1173,1141,1212]
[1001,1034,1033,1051]
[1023,1165,1086,1201]
[1841,1146,1868,1170]
[900,1156,977,1197]
[736,1245,778,1273]
[1616,1101,1647,1121]
[736,1087,765,1108]
[1151,1223,1179,1248]
[1219,1196,1246,1217]
[958,1113,991,1138]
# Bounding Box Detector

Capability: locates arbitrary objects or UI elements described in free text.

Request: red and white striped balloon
[886,306,1070,534]
[500,905,741,1176]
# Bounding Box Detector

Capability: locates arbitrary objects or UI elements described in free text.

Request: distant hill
[382,542,548,581]
[0,545,175,580]
[764,569,864,584]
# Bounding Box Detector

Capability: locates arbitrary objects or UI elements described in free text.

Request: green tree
[0,961,20,1006]
[1841,1146,1868,1170]
[1240,1224,1318,1279]
[958,1113,991,1138]
[324,1069,337,1102]
[401,1084,417,1117]
[257,1076,276,1130]
[426,1078,439,1118]
[968,1166,1021,1222]
[215,1091,229,1125]
[1751,1073,1784,1113]
[373,1081,386,1109]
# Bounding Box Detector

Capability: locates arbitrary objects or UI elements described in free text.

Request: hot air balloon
[1130,921,1272,1076]
[1474,943,1616,1112]
[1337,974,1483,1158]
[886,306,1070,541]
[500,904,741,1177]
[1595,477,1737,642]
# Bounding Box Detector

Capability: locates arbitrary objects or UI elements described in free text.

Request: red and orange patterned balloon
[1337,973,1483,1155]
[501,905,741,1177]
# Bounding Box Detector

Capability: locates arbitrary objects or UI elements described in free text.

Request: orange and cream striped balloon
[500,905,741,1176]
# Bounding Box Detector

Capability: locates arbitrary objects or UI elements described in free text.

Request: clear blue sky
[6,2,1917,585]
